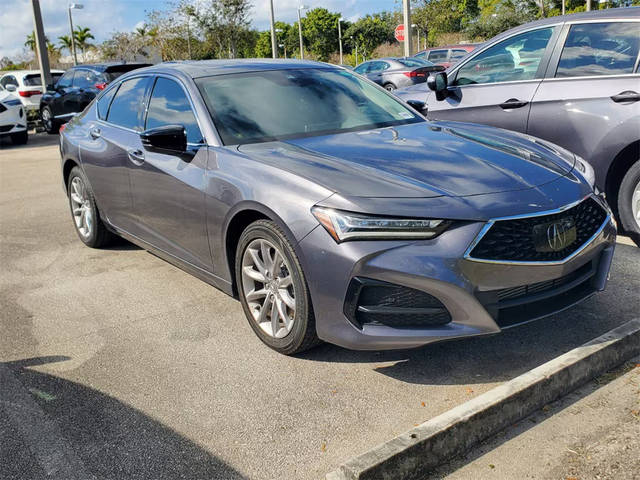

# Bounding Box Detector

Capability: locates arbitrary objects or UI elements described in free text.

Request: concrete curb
[326,318,640,480]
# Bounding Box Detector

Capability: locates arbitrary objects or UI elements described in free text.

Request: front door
[128,76,212,271]
[427,26,558,133]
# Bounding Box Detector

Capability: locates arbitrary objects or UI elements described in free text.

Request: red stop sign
[394,24,405,42]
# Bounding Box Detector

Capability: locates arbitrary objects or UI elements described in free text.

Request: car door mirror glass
[140,125,187,154]
[5,84,16,92]
[427,72,448,101]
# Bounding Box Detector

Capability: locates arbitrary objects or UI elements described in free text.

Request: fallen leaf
[421,401,426,407]
[465,387,474,395]
[542,405,551,412]
[321,443,326,452]
[489,464,495,469]
[330,390,337,395]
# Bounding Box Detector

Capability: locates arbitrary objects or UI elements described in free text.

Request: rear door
[51,70,77,118]
[72,69,101,112]
[527,20,640,185]
[128,75,212,271]
[427,26,559,133]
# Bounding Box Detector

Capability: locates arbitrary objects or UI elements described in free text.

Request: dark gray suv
[396,8,640,245]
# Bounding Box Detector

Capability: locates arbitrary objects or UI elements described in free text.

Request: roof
[0,69,65,76]
[134,59,335,79]
[71,62,152,71]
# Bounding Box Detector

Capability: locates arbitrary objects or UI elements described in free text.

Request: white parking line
[0,364,95,480]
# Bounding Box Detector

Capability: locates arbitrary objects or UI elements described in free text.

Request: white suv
[0,84,28,144]
[0,70,64,122]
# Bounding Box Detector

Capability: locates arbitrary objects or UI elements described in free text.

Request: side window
[428,50,448,62]
[368,62,388,73]
[73,70,98,88]
[106,77,149,130]
[96,84,118,120]
[455,27,554,85]
[556,22,640,78]
[450,49,469,61]
[57,71,74,88]
[145,77,203,144]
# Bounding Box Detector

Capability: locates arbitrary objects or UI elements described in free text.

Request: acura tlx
[58,60,616,354]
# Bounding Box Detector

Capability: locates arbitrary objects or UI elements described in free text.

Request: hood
[238,121,576,198]
[0,90,18,103]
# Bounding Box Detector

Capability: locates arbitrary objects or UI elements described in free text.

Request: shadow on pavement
[0,132,60,150]
[1,356,246,480]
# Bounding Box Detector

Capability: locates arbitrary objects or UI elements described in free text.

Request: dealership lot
[1,135,639,479]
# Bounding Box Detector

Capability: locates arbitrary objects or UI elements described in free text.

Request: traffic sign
[394,24,405,42]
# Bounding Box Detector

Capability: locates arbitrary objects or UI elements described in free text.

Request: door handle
[499,98,529,109]
[127,149,145,165]
[89,127,101,139]
[611,91,640,103]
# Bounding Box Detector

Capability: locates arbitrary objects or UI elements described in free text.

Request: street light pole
[402,0,412,57]
[337,17,343,65]
[30,0,51,89]
[586,0,591,10]
[297,5,307,59]
[68,3,83,65]
[269,0,277,59]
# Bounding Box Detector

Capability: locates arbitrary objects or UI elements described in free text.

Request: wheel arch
[62,158,80,192]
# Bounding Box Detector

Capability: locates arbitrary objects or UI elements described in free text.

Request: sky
[0,0,396,60]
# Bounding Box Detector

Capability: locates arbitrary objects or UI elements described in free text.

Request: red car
[414,44,480,69]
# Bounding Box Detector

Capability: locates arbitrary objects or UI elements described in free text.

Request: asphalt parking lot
[1,134,639,480]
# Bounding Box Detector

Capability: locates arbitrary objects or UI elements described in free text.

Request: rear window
[427,50,448,62]
[104,65,151,83]
[397,58,433,68]
[23,73,63,86]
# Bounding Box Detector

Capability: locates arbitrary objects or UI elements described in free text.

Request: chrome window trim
[463,195,611,265]
[543,73,640,82]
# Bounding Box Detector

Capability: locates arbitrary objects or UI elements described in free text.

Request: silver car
[396,8,640,246]
[353,57,443,91]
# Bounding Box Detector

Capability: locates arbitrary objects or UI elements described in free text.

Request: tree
[188,0,253,58]
[254,21,293,58]
[300,8,341,61]
[24,32,50,52]
[73,26,95,60]
[58,35,73,55]
[343,13,394,60]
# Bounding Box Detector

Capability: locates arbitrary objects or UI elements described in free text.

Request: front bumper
[299,210,616,350]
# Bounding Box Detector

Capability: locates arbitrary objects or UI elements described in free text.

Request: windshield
[196,68,423,145]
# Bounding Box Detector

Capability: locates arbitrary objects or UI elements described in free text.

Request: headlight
[311,207,450,242]
[574,155,595,188]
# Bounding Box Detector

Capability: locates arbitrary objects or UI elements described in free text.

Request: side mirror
[140,125,187,154]
[6,84,17,92]
[427,71,448,101]
[406,99,426,114]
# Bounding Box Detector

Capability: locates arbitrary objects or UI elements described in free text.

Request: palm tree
[135,24,148,39]
[25,31,50,53]
[58,35,73,55]
[73,26,95,61]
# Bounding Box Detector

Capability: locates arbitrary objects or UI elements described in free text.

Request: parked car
[0,69,64,125]
[0,84,28,145]
[396,7,640,246]
[414,43,480,68]
[353,57,444,91]
[40,62,151,134]
[59,59,615,354]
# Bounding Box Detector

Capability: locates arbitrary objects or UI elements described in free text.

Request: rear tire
[67,166,114,248]
[10,130,28,145]
[384,83,396,91]
[41,106,58,134]
[618,160,640,247]
[235,219,320,355]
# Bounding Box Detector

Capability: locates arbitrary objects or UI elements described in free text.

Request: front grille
[0,103,7,113]
[476,261,596,328]
[469,197,607,262]
[344,278,451,329]
[0,124,14,132]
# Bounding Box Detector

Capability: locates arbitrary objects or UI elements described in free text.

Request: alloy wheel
[69,177,93,238]
[633,179,640,230]
[241,238,296,339]
[41,108,52,131]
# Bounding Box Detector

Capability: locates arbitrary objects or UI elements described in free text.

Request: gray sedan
[59,60,615,354]
[353,57,444,91]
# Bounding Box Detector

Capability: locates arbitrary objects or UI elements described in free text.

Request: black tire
[10,130,28,145]
[67,166,114,248]
[618,160,640,247]
[235,219,321,355]
[41,106,58,134]
[384,83,396,91]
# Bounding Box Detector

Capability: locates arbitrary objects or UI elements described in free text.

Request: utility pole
[68,4,83,65]
[31,0,51,88]
[269,0,277,59]
[412,24,420,53]
[562,0,565,15]
[337,17,343,65]
[297,5,307,59]
[587,0,592,10]
[402,0,412,57]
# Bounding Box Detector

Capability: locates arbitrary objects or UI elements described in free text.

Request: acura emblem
[547,222,568,251]
[532,216,577,253]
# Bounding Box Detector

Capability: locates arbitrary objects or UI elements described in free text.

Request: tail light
[94,82,107,90]
[403,71,426,78]
[59,123,66,133]
[18,90,42,97]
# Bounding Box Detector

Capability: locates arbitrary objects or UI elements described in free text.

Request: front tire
[10,130,28,145]
[384,83,396,92]
[41,106,58,134]
[235,220,320,354]
[67,166,114,248]
[618,160,640,247]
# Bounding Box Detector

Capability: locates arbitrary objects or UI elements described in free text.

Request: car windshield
[196,68,423,145]
[396,58,434,68]
[23,73,63,86]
